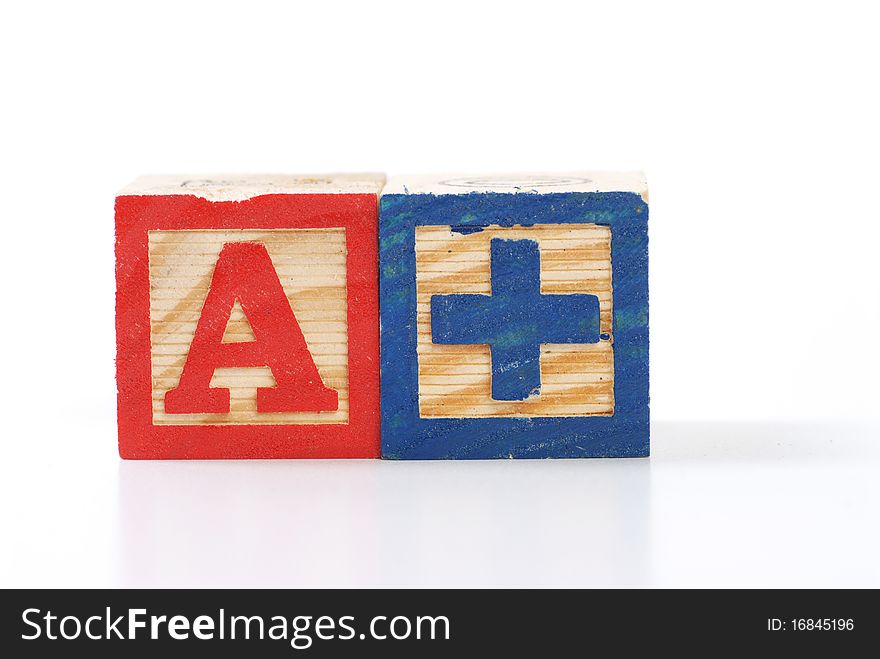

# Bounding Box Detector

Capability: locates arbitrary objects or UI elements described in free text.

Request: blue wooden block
[379,174,649,459]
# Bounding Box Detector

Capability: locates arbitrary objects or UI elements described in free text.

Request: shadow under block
[115,174,383,459]
[379,173,649,459]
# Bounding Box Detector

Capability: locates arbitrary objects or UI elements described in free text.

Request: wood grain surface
[149,229,348,425]
[415,224,614,418]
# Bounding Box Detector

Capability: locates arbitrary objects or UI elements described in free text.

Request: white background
[1,0,877,587]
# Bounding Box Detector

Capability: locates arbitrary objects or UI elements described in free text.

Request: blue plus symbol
[431,238,602,401]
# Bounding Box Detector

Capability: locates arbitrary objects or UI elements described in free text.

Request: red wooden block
[115,175,383,459]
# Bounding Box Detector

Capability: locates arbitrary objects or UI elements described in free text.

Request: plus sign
[431,238,602,401]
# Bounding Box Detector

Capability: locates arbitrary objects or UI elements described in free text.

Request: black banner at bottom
[1,589,874,655]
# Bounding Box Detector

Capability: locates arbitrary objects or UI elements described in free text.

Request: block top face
[382,171,647,199]
[118,173,386,201]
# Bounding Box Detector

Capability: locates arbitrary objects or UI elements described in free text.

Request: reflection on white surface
[112,421,880,588]
[3,421,878,587]
[117,456,651,587]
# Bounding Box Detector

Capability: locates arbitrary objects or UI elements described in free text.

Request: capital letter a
[164,241,339,414]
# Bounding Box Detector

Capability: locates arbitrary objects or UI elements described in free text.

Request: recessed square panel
[414,224,613,418]
[149,228,349,425]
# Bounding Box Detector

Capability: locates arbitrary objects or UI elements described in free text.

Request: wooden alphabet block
[115,174,383,459]
[379,174,649,459]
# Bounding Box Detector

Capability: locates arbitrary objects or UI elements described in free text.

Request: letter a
[165,241,338,414]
